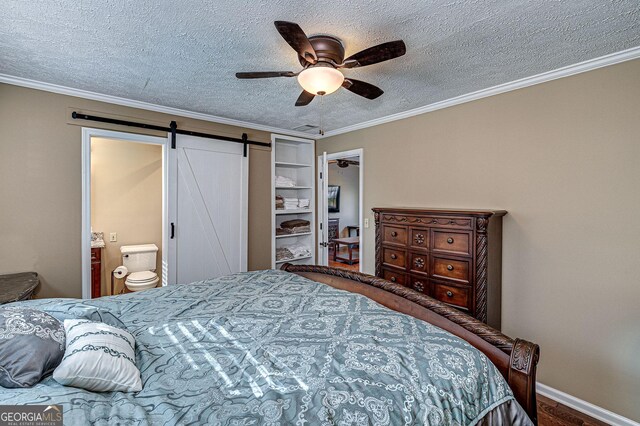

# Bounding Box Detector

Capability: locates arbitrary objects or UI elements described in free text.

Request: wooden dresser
[373,208,506,328]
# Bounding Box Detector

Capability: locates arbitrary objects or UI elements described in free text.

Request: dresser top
[372,207,507,217]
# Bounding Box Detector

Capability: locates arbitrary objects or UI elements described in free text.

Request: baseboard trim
[538,383,639,426]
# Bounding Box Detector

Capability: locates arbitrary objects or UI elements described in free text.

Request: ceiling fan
[329,159,360,168]
[236,21,406,106]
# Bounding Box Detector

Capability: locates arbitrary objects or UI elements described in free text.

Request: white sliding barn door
[168,134,248,285]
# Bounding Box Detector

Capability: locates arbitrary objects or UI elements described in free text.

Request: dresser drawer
[409,228,429,251]
[409,275,428,294]
[431,256,471,284]
[432,230,472,256]
[409,252,428,275]
[421,216,473,230]
[382,268,406,286]
[432,282,470,310]
[382,225,407,246]
[383,247,406,269]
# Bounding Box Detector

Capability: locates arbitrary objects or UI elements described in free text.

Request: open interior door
[317,152,329,265]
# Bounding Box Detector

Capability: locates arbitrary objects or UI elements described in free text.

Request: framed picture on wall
[328,185,340,213]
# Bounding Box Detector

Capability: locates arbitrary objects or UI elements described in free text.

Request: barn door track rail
[71,111,270,156]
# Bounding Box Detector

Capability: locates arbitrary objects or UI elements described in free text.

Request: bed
[0,266,539,425]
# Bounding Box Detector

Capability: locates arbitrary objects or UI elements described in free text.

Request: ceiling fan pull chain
[319,95,325,136]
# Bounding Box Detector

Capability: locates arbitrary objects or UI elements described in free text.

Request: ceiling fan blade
[274,21,317,64]
[342,78,384,99]
[295,90,315,106]
[341,40,406,68]
[236,71,296,79]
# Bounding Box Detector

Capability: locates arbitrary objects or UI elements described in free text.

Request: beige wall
[91,138,163,294]
[0,83,273,299]
[318,59,640,421]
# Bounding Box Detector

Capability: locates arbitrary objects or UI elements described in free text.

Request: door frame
[81,127,168,299]
[317,148,364,272]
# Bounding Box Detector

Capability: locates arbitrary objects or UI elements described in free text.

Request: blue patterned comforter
[0,270,521,425]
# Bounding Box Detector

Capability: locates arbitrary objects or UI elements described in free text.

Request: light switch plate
[364,218,369,228]
[109,232,117,242]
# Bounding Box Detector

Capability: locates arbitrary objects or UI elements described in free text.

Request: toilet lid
[127,271,158,283]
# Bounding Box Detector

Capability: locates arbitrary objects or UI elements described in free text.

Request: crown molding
[2,45,639,140]
[320,45,640,138]
[0,74,313,139]
[538,383,639,426]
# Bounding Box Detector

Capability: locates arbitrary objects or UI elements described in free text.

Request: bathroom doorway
[81,128,167,299]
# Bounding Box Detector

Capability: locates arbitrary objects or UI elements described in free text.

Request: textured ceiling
[1,1,639,133]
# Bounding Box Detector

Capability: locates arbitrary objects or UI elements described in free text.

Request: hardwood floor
[328,259,360,271]
[538,395,609,426]
[328,247,360,272]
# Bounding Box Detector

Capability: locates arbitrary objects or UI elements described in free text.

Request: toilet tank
[120,244,158,273]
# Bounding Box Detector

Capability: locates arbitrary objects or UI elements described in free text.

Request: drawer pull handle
[391,231,398,237]
[446,291,453,297]
[447,237,454,244]
[390,254,397,260]
[449,220,455,224]
[447,264,454,271]
[390,276,396,282]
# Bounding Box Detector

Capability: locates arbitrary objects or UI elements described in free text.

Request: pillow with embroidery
[0,307,65,388]
[53,319,142,392]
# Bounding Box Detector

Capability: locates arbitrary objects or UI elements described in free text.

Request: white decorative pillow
[53,319,142,392]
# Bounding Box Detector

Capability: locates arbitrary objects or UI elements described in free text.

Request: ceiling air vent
[292,124,319,133]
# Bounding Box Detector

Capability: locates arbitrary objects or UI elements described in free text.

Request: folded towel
[281,219,310,229]
[276,225,311,235]
[275,176,296,187]
[298,199,310,208]
[286,243,311,258]
[275,247,294,261]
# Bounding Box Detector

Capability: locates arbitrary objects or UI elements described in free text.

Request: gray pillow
[0,307,65,388]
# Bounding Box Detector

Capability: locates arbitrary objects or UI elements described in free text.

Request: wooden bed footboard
[281,264,540,424]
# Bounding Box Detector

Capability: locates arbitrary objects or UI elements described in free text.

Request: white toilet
[120,244,160,292]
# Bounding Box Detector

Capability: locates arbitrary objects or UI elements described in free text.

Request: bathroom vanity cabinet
[91,247,102,298]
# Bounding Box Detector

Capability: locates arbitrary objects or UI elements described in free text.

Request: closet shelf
[275,209,313,215]
[276,232,312,239]
[272,134,315,269]
[275,161,312,168]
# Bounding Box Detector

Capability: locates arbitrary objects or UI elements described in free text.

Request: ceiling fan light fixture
[297,65,344,96]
